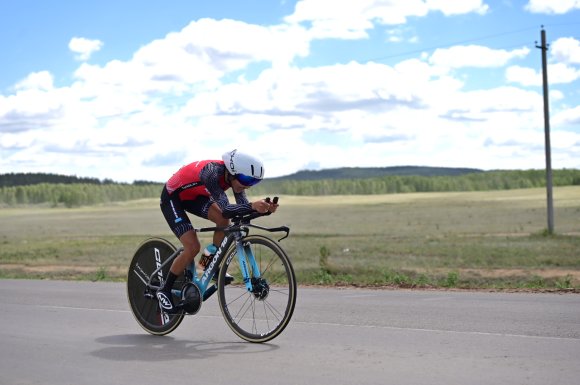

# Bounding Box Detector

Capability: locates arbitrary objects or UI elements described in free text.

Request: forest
[1,169,579,207]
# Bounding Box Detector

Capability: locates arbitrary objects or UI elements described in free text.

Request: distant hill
[271,166,484,181]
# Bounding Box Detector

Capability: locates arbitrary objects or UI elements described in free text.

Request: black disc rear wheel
[127,238,185,335]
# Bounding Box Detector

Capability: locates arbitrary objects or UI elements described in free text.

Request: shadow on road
[91,334,279,361]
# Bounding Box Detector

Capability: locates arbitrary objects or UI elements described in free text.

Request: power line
[365,25,543,63]
[543,21,580,28]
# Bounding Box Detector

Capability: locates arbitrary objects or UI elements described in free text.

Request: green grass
[1,188,579,290]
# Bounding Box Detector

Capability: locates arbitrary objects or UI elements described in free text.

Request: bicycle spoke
[262,298,284,321]
[231,293,254,322]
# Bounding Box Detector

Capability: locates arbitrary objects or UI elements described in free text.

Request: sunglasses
[236,173,262,187]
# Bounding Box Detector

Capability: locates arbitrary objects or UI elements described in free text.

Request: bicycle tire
[127,237,185,335]
[218,235,297,343]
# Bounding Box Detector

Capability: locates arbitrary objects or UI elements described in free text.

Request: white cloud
[285,0,488,39]
[60,18,312,123]
[506,63,580,86]
[429,45,530,69]
[177,59,559,174]
[426,0,489,15]
[525,0,580,14]
[14,71,54,91]
[553,105,580,126]
[140,18,309,71]
[68,37,103,61]
[549,62,580,83]
[69,18,311,99]
[505,65,539,86]
[438,86,541,125]
[285,0,376,39]
[183,59,438,127]
[386,27,420,44]
[0,72,66,134]
[551,37,580,64]
[550,89,565,101]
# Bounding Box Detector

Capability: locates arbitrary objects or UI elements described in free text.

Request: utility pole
[536,26,554,234]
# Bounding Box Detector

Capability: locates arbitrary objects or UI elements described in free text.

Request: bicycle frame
[145,221,290,302]
[144,229,235,302]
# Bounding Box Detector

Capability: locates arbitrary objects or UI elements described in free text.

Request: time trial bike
[126,197,297,343]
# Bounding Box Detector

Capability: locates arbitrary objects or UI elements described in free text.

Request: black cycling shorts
[160,186,212,239]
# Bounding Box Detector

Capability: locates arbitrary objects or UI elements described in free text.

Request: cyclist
[156,149,278,312]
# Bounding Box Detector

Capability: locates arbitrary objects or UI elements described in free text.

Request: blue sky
[1,0,579,182]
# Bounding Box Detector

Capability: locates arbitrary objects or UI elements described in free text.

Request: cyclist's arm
[200,163,253,218]
[233,189,249,205]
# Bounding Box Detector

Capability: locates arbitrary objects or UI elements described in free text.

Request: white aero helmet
[222,149,265,186]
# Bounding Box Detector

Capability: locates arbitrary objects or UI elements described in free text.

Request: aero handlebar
[197,196,289,241]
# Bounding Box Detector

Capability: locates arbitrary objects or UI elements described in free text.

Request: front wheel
[127,238,185,335]
[218,235,297,343]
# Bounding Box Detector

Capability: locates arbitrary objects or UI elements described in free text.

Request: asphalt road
[0,279,579,385]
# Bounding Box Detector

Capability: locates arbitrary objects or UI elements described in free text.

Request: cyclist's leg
[157,231,200,311]
[170,230,201,274]
[206,202,230,246]
[158,188,200,310]
[203,202,233,283]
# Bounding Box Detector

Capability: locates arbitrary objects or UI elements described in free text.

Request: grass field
[1,187,579,290]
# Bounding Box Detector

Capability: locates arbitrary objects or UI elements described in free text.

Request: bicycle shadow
[90,334,279,362]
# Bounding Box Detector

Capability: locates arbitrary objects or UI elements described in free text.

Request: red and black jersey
[165,160,252,218]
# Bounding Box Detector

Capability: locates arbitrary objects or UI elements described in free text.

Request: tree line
[0,172,158,188]
[0,183,162,208]
[0,169,579,207]
[252,169,580,195]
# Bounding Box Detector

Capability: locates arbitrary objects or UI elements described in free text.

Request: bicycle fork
[238,240,262,292]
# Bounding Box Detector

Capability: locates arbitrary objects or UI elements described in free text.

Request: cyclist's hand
[252,199,271,214]
[267,196,279,213]
[268,201,279,213]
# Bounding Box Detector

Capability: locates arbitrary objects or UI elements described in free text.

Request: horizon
[3,164,578,185]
